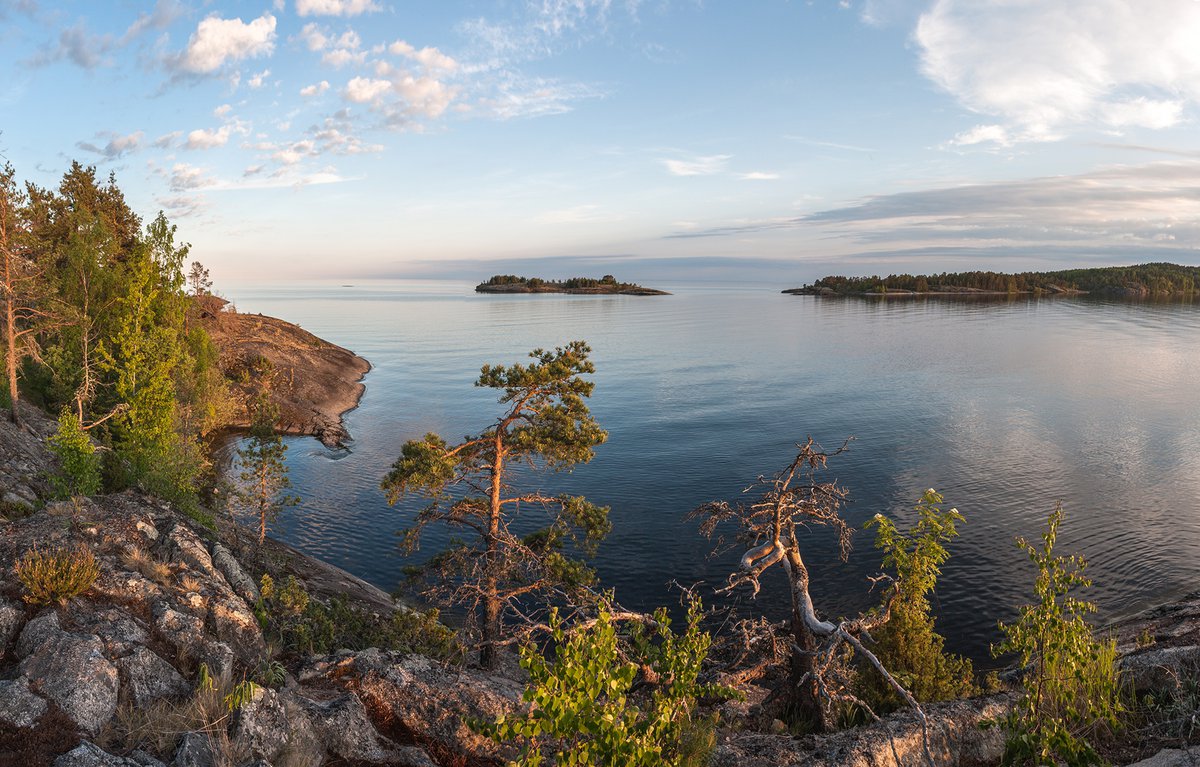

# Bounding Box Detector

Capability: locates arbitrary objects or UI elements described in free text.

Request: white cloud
[185,125,232,150]
[916,0,1200,142]
[300,80,331,97]
[213,103,233,118]
[322,48,365,67]
[297,23,329,51]
[248,69,270,88]
[156,194,205,218]
[662,154,731,177]
[178,14,277,74]
[950,124,1012,148]
[389,40,459,72]
[296,0,380,17]
[76,130,144,159]
[153,131,181,149]
[343,77,392,104]
[740,171,780,181]
[167,162,214,191]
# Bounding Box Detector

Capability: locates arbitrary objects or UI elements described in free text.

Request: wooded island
[785,262,1200,297]
[475,274,670,295]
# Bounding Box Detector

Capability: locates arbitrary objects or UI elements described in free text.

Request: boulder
[164,522,216,577]
[0,676,47,728]
[1121,645,1200,693]
[118,646,190,707]
[233,686,323,767]
[295,691,401,762]
[153,601,207,664]
[211,543,260,605]
[206,595,266,662]
[314,649,522,765]
[1125,748,1200,767]
[171,732,216,767]
[54,741,167,767]
[19,629,119,736]
[17,609,62,658]
[73,607,151,658]
[0,597,23,660]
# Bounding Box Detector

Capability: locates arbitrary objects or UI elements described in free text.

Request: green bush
[15,544,101,606]
[478,599,734,767]
[863,489,977,709]
[257,574,459,660]
[990,504,1123,766]
[47,409,102,497]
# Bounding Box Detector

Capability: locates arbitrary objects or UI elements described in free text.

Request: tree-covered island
[785,262,1200,298]
[476,274,670,295]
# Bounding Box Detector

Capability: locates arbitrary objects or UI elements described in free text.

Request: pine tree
[381,341,608,669]
[236,395,298,544]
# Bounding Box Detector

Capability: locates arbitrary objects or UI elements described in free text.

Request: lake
[217,280,1200,664]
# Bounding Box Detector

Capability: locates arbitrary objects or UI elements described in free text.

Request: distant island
[476,274,670,295]
[784,262,1200,298]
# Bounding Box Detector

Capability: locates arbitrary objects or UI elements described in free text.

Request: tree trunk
[4,272,18,426]
[479,434,505,670]
[785,549,830,732]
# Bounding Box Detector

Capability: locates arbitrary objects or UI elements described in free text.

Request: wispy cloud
[662,154,731,177]
[295,0,380,18]
[783,135,874,153]
[740,171,779,181]
[917,0,1200,144]
[76,130,144,159]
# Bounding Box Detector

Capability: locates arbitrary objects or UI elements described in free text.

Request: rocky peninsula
[200,300,370,448]
[475,274,670,295]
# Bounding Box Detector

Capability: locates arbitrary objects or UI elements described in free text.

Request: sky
[3,0,1200,283]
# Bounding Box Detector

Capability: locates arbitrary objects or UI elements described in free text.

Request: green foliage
[863,489,977,708]
[15,544,100,606]
[381,341,608,667]
[223,680,259,713]
[47,408,101,497]
[478,599,733,767]
[234,396,298,544]
[256,574,459,660]
[990,504,1123,767]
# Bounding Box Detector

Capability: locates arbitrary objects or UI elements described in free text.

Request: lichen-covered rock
[211,542,260,605]
[233,686,323,767]
[1125,748,1200,767]
[118,647,190,707]
[19,628,119,735]
[171,732,216,767]
[711,694,1013,767]
[153,601,207,664]
[17,609,62,658]
[164,522,216,577]
[207,595,266,663]
[0,597,23,660]
[1121,645,1200,693]
[0,675,47,728]
[73,607,150,658]
[53,741,167,767]
[313,649,522,765]
[296,692,400,763]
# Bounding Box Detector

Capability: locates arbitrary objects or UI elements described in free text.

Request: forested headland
[0,161,364,520]
[476,274,670,295]
[785,262,1200,297]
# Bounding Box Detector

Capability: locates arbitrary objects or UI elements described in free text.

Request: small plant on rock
[478,597,734,767]
[990,503,1123,766]
[15,544,100,605]
[47,408,101,497]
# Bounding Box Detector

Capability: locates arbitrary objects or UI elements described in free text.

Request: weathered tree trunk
[785,548,831,732]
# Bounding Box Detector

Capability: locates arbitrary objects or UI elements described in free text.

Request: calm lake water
[218,280,1200,664]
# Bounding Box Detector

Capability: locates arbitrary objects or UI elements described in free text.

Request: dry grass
[15,544,100,606]
[122,546,173,587]
[100,664,244,766]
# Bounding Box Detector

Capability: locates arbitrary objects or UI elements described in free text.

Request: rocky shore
[201,302,370,448]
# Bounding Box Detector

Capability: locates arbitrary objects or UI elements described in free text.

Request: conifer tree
[381,341,608,669]
[236,395,298,544]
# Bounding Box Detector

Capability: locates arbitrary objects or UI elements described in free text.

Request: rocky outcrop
[203,307,370,447]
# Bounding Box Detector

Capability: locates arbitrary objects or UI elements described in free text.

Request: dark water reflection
[216,282,1200,665]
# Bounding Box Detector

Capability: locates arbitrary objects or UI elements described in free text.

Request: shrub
[478,599,734,767]
[257,574,459,660]
[15,544,100,606]
[990,503,1123,767]
[862,489,977,709]
[47,408,101,497]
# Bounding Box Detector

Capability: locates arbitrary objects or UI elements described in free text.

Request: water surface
[219,281,1200,663]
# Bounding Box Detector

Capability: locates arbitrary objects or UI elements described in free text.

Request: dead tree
[692,437,932,759]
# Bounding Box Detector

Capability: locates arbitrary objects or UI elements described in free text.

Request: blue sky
[3,0,1200,282]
